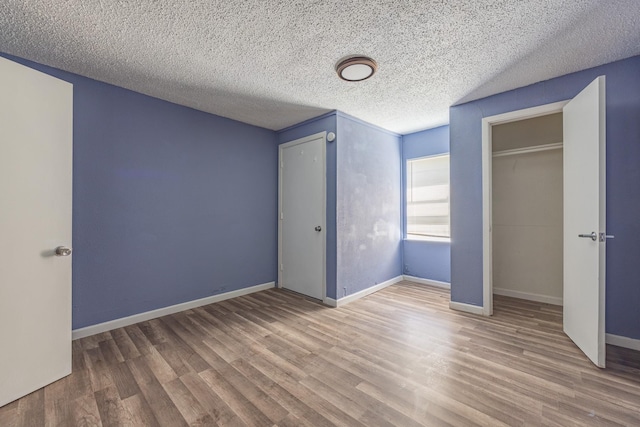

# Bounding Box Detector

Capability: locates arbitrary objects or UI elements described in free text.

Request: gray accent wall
[336,113,402,298]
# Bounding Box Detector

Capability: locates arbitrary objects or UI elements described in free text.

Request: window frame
[405,153,451,242]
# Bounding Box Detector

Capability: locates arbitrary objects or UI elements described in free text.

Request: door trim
[481,101,568,316]
[278,131,327,301]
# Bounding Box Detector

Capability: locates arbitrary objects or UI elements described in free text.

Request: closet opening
[491,112,564,310]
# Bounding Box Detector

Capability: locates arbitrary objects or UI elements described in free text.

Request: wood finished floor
[1,281,640,427]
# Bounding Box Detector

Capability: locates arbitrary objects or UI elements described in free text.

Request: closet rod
[493,142,563,158]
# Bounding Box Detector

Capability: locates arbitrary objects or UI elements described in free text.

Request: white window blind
[406,154,450,238]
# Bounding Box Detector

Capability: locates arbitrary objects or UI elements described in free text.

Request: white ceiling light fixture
[336,56,377,82]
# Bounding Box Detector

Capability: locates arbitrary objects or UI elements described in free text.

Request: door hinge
[280,263,284,271]
[280,212,284,220]
[280,160,284,168]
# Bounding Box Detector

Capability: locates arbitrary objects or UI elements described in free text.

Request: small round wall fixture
[336,56,377,82]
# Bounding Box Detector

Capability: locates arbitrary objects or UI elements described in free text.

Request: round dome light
[336,56,377,82]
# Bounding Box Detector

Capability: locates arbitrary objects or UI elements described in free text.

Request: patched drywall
[336,114,401,297]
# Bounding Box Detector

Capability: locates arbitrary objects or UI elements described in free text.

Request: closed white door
[563,76,607,368]
[279,132,326,300]
[0,57,73,406]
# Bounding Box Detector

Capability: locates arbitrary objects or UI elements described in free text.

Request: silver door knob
[315,226,322,232]
[55,246,72,256]
[578,232,597,241]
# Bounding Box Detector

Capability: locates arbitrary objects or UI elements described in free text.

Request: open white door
[0,57,73,406]
[278,132,326,300]
[563,76,607,368]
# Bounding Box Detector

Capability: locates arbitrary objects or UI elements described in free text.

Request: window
[406,154,450,239]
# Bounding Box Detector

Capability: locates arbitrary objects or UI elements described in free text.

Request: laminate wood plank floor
[2,281,639,426]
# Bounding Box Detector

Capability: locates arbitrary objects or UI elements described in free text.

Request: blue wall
[278,112,405,300]
[277,113,338,299]
[336,113,402,297]
[450,55,640,339]
[2,53,279,329]
[401,125,451,283]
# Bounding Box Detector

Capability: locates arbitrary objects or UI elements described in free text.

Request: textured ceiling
[2,1,640,134]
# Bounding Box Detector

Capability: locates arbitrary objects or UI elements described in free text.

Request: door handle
[578,232,597,241]
[55,246,72,256]
[315,226,322,232]
[599,233,614,242]
[578,232,614,242]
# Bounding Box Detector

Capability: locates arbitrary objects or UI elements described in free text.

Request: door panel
[279,133,325,300]
[0,57,73,406]
[563,76,606,367]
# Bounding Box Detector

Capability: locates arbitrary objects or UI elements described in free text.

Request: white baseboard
[325,275,403,308]
[323,297,338,307]
[449,301,485,315]
[493,287,563,306]
[606,333,640,351]
[72,281,275,340]
[403,275,450,289]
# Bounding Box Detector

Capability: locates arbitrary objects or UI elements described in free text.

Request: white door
[0,57,73,406]
[563,76,607,368]
[279,132,325,300]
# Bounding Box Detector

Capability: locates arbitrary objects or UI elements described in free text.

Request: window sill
[405,235,451,243]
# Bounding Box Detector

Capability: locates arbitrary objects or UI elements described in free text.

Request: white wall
[492,114,563,305]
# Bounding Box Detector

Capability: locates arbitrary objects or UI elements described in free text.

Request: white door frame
[481,101,568,316]
[277,131,327,301]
